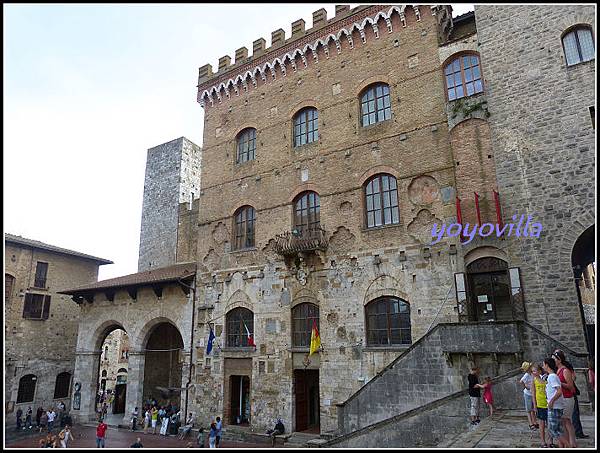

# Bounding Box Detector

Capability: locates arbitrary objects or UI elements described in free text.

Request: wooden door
[294,370,308,431]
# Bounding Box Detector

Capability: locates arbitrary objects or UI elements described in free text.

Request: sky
[4,3,474,280]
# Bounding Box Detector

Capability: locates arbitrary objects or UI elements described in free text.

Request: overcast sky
[4,3,474,280]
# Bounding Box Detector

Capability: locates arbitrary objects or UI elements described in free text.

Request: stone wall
[5,240,104,414]
[70,284,192,424]
[474,5,595,351]
[138,137,201,272]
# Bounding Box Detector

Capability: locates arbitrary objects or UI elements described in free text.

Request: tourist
[467,366,482,425]
[215,416,223,447]
[96,419,108,448]
[179,413,195,440]
[519,361,537,430]
[36,406,44,428]
[208,422,218,448]
[131,406,139,431]
[130,437,144,448]
[57,401,66,427]
[47,408,57,433]
[481,377,494,417]
[555,349,589,440]
[531,364,550,447]
[197,427,206,448]
[143,407,151,434]
[39,410,48,433]
[151,406,159,434]
[38,438,47,448]
[266,418,285,447]
[543,357,568,448]
[25,406,33,429]
[160,410,170,436]
[16,407,23,431]
[45,432,57,448]
[553,350,577,446]
[58,425,74,448]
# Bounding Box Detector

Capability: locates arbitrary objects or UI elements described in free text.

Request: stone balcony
[273,227,328,256]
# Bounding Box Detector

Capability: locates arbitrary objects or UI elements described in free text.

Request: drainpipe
[178,277,197,419]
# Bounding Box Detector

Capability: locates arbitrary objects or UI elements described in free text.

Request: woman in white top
[518,361,537,430]
[59,425,73,448]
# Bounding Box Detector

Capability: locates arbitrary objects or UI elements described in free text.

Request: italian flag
[309,319,321,356]
[244,322,255,347]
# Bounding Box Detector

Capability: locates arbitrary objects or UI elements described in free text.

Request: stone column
[122,350,145,425]
[71,351,101,424]
[180,350,192,415]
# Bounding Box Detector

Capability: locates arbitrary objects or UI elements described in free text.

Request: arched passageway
[572,224,595,356]
[142,322,185,409]
[96,327,129,418]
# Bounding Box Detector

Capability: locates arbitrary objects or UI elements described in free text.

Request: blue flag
[206,328,215,355]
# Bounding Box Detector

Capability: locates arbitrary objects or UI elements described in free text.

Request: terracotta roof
[58,262,196,295]
[5,233,113,265]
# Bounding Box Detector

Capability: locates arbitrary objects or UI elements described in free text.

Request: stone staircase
[323,320,590,447]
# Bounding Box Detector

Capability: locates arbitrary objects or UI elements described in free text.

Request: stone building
[62,4,593,445]
[138,136,202,272]
[474,4,595,353]
[4,233,112,414]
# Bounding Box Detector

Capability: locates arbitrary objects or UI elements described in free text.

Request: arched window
[294,191,320,234]
[365,174,400,228]
[236,128,256,163]
[104,346,108,360]
[226,308,254,347]
[444,53,484,100]
[117,368,128,374]
[54,372,71,399]
[17,374,37,403]
[292,303,320,347]
[5,274,15,304]
[562,25,595,66]
[233,206,256,250]
[101,370,107,377]
[294,107,319,147]
[365,297,411,346]
[361,83,391,126]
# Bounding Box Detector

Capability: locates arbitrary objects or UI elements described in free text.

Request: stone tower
[138,136,202,271]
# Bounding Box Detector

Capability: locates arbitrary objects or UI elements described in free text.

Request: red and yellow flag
[309,319,321,356]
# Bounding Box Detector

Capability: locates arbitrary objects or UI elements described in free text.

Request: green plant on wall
[450,98,490,120]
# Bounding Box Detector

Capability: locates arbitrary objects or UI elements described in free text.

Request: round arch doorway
[571,224,595,356]
[142,322,185,410]
[96,327,129,421]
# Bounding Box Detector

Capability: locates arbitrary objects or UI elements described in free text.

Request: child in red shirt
[481,376,495,416]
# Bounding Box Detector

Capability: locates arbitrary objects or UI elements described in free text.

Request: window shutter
[509,267,525,320]
[42,295,51,320]
[35,262,48,288]
[454,273,467,316]
[23,293,33,318]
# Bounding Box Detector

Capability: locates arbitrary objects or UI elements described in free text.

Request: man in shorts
[467,367,483,425]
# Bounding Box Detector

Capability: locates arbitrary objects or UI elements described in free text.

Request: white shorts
[151,420,157,428]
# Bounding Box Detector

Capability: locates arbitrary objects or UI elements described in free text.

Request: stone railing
[273,227,328,256]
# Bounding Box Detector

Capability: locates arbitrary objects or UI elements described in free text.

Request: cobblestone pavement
[439,410,596,448]
[5,425,264,449]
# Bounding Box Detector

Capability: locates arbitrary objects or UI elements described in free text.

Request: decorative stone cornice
[197,5,444,108]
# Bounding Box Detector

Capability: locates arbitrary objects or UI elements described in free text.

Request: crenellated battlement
[197,4,451,108]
